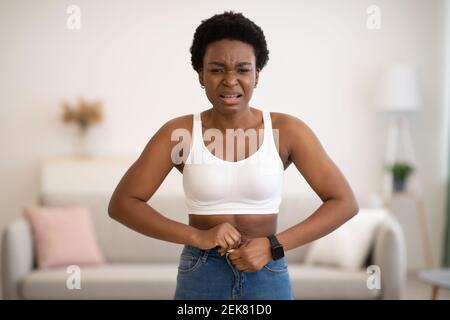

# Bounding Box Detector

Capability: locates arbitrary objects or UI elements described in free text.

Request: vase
[393,178,406,192]
[76,126,90,158]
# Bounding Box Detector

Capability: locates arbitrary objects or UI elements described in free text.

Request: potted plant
[385,162,414,192]
[61,98,103,157]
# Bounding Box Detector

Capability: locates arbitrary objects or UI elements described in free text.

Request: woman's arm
[229,113,359,272]
[108,116,199,246]
[276,114,359,251]
[108,116,241,250]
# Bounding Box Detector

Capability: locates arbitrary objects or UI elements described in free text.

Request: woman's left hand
[227,237,272,272]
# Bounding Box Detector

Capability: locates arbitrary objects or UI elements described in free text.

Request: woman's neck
[205,106,260,131]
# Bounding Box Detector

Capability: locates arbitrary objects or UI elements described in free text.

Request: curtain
[443,0,450,268]
[445,177,450,266]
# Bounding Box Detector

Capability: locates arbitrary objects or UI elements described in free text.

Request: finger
[233,262,247,271]
[234,262,246,270]
[229,256,242,265]
[227,225,242,240]
[233,260,252,272]
[228,255,244,265]
[229,232,241,248]
[217,239,228,251]
[226,223,240,234]
[240,240,249,247]
[228,250,239,260]
[224,234,236,250]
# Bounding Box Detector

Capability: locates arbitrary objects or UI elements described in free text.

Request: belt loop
[201,249,209,263]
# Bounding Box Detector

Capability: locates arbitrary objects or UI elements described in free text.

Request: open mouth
[219,94,243,104]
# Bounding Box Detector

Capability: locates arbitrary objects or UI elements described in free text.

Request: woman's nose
[223,71,238,86]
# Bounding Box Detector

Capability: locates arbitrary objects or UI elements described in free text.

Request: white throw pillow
[304,208,388,271]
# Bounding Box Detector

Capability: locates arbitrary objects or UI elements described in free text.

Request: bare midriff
[189,213,277,243]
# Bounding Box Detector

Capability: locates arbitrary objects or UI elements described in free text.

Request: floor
[406,272,450,300]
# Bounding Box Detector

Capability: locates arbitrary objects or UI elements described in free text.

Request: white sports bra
[182,110,284,215]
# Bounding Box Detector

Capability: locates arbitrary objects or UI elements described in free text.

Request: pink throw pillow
[24,206,105,269]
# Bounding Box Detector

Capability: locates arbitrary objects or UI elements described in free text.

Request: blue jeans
[173,245,294,300]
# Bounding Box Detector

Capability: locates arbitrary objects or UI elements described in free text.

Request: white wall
[0,0,448,279]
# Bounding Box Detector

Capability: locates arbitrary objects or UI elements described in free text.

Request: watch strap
[267,235,280,247]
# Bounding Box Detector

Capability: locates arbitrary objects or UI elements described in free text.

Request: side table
[385,191,434,268]
[418,269,450,299]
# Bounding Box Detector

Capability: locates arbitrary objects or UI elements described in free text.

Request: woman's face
[198,39,259,112]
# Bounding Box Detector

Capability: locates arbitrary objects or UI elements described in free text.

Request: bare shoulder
[270,112,309,132]
[144,113,195,172]
[145,114,193,147]
[108,113,196,204]
[136,113,193,164]
[158,113,193,134]
[269,112,316,157]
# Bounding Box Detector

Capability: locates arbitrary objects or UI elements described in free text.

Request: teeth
[222,95,239,98]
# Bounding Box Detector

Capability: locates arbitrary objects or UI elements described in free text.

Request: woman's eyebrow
[207,61,253,67]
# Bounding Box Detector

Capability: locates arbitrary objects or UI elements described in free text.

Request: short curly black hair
[190,11,269,72]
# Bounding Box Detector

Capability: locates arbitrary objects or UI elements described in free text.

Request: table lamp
[376,63,422,203]
[376,64,435,269]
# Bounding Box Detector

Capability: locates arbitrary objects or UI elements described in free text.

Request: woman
[108,11,358,300]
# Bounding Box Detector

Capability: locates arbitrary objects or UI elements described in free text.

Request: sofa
[2,192,406,299]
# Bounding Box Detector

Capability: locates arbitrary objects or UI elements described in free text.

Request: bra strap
[193,113,203,148]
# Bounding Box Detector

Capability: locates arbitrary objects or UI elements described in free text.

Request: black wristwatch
[267,235,284,260]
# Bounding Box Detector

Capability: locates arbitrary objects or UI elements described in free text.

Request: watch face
[272,245,285,260]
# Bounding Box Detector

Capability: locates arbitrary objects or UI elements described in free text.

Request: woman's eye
[209,69,251,74]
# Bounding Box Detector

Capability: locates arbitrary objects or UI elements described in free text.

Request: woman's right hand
[193,222,242,255]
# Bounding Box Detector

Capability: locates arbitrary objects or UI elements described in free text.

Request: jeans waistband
[183,245,223,257]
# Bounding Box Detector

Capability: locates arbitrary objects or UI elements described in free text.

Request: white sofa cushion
[20,262,381,300]
[288,264,381,299]
[304,208,388,271]
[21,263,178,299]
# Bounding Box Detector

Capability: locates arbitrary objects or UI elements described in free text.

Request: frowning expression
[198,39,260,112]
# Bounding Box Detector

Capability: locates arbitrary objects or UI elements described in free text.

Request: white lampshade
[376,64,422,112]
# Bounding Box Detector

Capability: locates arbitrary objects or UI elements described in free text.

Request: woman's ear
[255,68,260,87]
[198,69,204,87]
